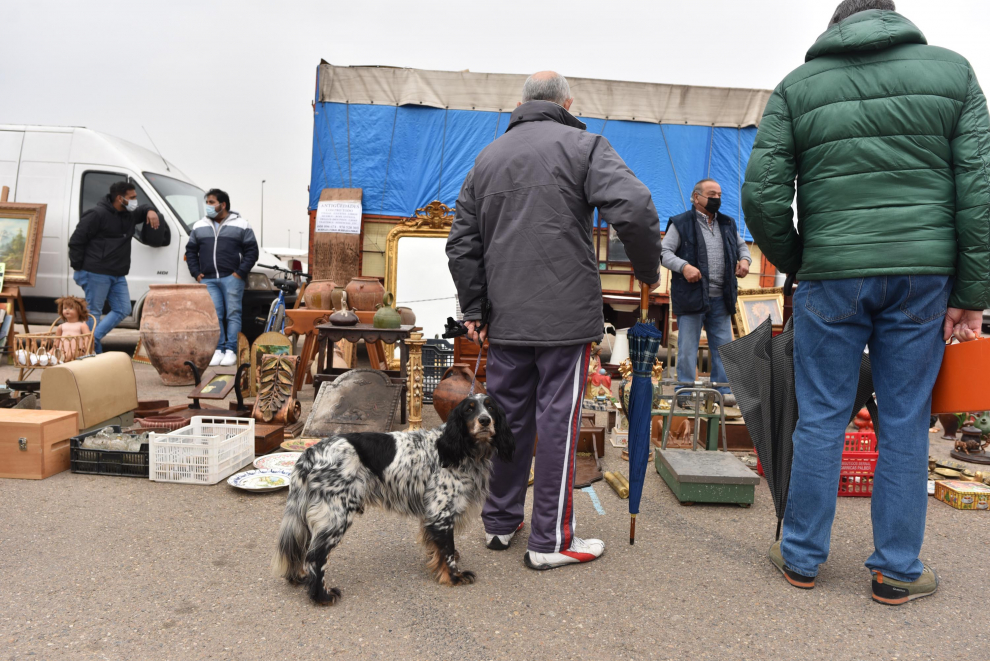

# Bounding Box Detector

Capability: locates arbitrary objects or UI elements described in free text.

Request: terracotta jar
[432,363,486,422]
[139,284,221,386]
[344,276,385,312]
[397,306,416,326]
[303,280,336,310]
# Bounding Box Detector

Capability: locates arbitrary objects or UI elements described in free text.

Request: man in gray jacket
[447,71,662,570]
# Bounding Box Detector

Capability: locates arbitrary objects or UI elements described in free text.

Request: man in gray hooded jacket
[447,71,662,570]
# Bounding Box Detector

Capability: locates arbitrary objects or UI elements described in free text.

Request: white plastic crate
[149,416,255,485]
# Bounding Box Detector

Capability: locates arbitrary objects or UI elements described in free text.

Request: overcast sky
[3,0,988,250]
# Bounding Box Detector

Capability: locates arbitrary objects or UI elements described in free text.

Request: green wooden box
[655,448,759,506]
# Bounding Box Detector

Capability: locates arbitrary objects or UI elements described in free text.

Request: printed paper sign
[315,200,362,234]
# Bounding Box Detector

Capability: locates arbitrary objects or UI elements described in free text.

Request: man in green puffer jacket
[743,0,990,606]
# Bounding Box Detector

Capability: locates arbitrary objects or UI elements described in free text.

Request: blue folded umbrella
[625,319,664,544]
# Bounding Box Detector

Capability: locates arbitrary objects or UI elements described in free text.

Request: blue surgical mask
[205,204,217,219]
[125,198,138,212]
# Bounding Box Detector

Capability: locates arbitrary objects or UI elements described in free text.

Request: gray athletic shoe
[871,565,938,605]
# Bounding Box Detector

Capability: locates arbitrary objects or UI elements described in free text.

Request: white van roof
[0,124,197,186]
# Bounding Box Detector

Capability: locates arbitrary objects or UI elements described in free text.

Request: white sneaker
[209,350,223,366]
[524,537,605,570]
[220,350,237,367]
[486,521,524,551]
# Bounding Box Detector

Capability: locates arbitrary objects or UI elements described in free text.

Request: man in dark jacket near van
[186,188,259,366]
[68,180,160,353]
[447,71,662,570]
[743,0,990,604]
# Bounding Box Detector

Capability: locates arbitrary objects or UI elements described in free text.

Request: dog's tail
[271,453,314,581]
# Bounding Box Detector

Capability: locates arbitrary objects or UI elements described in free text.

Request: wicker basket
[13,315,96,379]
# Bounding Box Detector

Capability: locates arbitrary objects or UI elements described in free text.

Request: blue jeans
[782,275,950,582]
[675,294,734,394]
[75,271,131,354]
[203,275,245,353]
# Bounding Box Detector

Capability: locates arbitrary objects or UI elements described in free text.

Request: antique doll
[55,296,90,361]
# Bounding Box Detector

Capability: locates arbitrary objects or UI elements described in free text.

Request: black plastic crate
[422,339,454,404]
[70,426,150,478]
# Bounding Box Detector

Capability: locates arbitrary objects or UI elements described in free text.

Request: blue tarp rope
[706,127,715,178]
[379,106,400,214]
[736,130,743,219]
[437,108,450,201]
[659,124,687,210]
[311,106,331,191]
[319,101,347,186]
[491,111,501,141]
[346,103,354,188]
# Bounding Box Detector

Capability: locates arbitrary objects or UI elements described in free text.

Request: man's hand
[464,320,488,346]
[196,274,204,283]
[735,260,750,278]
[943,308,983,342]
[146,210,160,230]
[682,264,702,283]
[232,273,242,280]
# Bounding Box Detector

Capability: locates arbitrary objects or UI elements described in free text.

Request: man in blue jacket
[185,189,259,366]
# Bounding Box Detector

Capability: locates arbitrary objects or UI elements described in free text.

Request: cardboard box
[0,409,79,479]
[934,480,990,510]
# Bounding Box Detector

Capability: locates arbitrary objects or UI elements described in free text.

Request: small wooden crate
[0,409,79,479]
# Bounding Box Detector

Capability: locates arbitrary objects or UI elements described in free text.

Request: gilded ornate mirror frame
[382,200,455,371]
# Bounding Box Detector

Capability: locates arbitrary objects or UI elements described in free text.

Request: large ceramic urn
[139,284,221,386]
[432,363,486,422]
[303,279,336,310]
[344,276,385,312]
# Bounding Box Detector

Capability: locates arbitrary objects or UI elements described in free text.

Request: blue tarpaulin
[310,102,758,240]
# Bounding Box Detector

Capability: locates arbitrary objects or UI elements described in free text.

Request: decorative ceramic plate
[280,438,322,453]
[254,452,302,472]
[227,469,291,492]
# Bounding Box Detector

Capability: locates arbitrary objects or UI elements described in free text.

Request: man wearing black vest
[661,178,751,406]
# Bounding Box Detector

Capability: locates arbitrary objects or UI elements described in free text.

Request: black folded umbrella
[719,317,877,540]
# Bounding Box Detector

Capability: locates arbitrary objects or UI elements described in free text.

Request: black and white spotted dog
[271,394,514,605]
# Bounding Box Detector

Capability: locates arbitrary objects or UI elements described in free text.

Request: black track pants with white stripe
[481,343,592,554]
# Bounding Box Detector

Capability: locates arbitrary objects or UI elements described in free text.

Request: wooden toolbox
[0,409,79,479]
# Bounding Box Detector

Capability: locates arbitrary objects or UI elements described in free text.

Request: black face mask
[704,196,721,214]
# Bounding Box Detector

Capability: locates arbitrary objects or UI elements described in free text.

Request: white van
[0,125,287,338]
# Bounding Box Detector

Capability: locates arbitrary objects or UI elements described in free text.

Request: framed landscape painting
[0,202,46,288]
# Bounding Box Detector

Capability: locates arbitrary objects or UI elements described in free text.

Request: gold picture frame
[382,201,455,370]
[735,287,784,336]
[0,202,46,288]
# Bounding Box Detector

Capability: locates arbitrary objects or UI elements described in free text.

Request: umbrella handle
[640,282,650,323]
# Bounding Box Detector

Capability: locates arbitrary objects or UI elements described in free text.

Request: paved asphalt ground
[2,328,988,660]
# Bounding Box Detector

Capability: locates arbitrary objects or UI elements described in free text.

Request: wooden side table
[284,309,334,392]
[315,323,415,426]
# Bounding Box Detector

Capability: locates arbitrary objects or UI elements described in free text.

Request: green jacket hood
[806,10,927,62]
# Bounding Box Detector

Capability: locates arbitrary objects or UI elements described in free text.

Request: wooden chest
[0,409,79,479]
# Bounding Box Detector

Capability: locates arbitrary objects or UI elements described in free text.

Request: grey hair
[521,73,571,106]
[831,0,895,24]
[692,179,718,198]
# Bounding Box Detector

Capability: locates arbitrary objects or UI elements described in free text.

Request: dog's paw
[310,585,342,606]
[450,570,476,586]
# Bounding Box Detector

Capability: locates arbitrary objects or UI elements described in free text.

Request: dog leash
[469,344,485,392]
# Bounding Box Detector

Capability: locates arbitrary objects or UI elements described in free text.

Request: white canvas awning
[317,61,772,128]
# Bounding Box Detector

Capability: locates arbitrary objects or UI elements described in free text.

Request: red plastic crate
[755,432,878,497]
[839,432,878,497]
